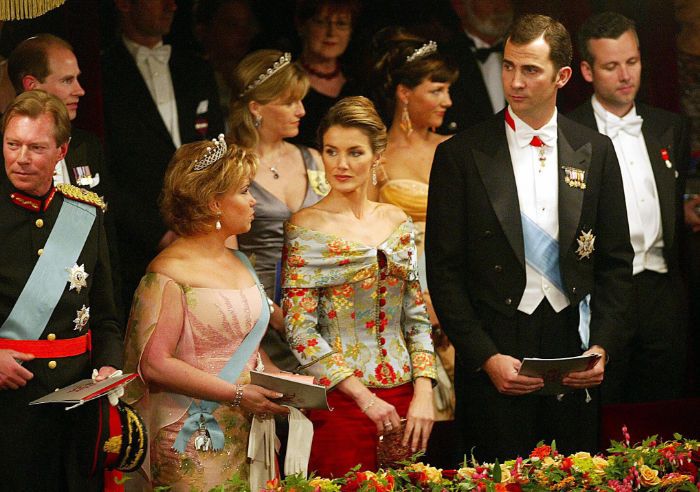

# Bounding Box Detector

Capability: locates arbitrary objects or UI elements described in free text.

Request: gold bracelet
[360,393,377,413]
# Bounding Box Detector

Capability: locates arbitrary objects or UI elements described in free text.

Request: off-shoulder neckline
[144,271,259,292]
[285,218,412,250]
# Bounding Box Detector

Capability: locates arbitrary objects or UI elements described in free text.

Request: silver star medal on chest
[73,305,90,331]
[576,230,595,259]
[67,264,89,293]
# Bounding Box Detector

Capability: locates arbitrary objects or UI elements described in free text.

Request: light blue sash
[520,212,564,293]
[0,198,95,340]
[520,212,591,349]
[173,250,271,453]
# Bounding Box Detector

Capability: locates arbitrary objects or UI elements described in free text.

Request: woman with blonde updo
[123,138,289,490]
[230,49,327,372]
[282,96,436,477]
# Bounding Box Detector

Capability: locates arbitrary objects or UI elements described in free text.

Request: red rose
[678,461,698,480]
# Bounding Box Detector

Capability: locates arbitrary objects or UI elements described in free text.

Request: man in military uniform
[0,90,123,490]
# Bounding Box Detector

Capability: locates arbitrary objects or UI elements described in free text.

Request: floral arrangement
[155,430,700,491]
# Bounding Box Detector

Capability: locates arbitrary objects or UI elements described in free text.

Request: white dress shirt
[505,107,570,314]
[123,36,182,148]
[591,96,666,274]
[466,31,505,114]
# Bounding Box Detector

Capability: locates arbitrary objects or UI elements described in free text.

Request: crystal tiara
[406,40,438,63]
[239,52,292,97]
[193,134,227,171]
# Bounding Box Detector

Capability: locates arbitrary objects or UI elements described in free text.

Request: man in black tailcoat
[568,12,690,404]
[102,0,224,313]
[439,0,513,134]
[426,14,634,462]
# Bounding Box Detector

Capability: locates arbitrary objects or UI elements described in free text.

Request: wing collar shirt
[123,36,182,149]
[591,96,665,274]
[505,106,570,314]
[465,31,506,114]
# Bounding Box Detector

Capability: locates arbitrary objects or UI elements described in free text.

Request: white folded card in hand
[518,354,602,395]
[250,371,329,410]
[30,373,138,408]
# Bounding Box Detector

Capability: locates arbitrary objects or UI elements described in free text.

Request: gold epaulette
[56,183,107,212]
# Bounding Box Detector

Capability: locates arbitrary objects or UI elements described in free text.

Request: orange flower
[300,296,318,313]
[327,239,350,255]
[287,255,306,268]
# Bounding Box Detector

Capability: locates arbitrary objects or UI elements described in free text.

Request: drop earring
[254,114,262,128]
[215,212,222,231]
[400,101,413,136]
[371,162,378,186]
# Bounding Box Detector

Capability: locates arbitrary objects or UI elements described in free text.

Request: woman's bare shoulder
[289,202,328,228]
[374,202,409,227]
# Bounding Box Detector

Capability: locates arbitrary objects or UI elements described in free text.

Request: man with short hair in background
[569,11,690,404]
[102,0,224,314]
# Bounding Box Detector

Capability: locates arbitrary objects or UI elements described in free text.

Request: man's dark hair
[577,12,638,64]
[7,34,74,93]
[506,14,572,70]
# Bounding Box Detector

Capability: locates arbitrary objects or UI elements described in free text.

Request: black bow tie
[473,42,503,63]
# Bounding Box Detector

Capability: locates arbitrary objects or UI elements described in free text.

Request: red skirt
[307,383,413,478]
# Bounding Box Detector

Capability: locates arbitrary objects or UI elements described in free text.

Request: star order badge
[67,263,89,293]
[73,305,90,331]
[576,229,596,260]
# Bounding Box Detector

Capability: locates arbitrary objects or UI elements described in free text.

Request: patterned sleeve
[401,241,437,382]
[283,286,354,388]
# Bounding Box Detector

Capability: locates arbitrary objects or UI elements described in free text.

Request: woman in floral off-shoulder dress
[281,96,437,478]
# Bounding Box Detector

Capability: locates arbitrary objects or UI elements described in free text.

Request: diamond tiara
[193,134,227,171]
[406,40,438,63]
[239,52,292,97]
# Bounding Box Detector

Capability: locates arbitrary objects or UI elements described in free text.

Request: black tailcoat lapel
[557,122,592,257]
[638,107,677,250]
[473,127,525,267]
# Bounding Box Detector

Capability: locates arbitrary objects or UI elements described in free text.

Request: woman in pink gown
[123,138,289,490]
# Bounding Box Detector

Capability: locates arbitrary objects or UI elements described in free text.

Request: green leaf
[492,458,502,483]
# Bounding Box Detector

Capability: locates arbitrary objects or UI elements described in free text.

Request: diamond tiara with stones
[239,52,292,97]
[406,40,438,63]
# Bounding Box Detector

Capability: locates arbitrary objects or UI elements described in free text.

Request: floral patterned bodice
[281,219,436,389]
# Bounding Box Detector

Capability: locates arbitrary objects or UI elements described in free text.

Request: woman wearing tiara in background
[282,96,436,477]
[123,138,289,490]
[292,0,361,149]
[230,49,327,372]
[368,28,459,435]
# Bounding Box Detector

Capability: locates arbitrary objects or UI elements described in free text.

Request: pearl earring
[215,212,222,230]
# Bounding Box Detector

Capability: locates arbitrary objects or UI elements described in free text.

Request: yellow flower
[498,465,512,484]
[406,462,443,483]
[541,456,557,468]
[638,465,661,486]
[457,467,476,480]
[592,456,609,475]
[573,452,591,459]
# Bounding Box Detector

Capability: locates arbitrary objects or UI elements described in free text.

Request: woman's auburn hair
[160,138,257,237]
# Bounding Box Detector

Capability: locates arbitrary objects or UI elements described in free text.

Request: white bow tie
[135,44,171,65]
[606,115,643,138]
[516,126,557,149]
